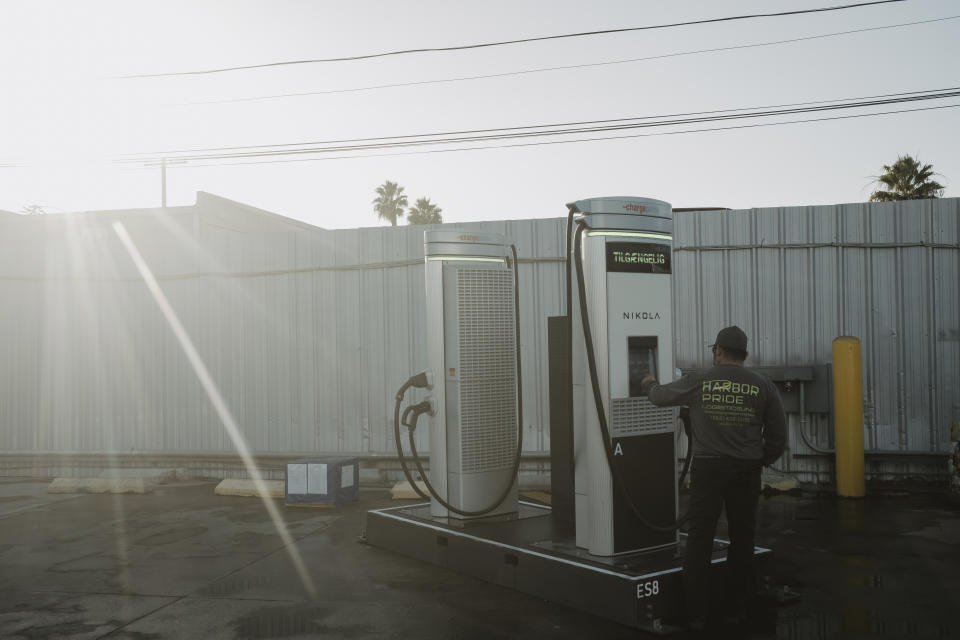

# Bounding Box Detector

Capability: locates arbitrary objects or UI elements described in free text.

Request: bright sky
[1,0,957,228]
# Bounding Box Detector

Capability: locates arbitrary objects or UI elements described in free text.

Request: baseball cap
[711,326,748,352]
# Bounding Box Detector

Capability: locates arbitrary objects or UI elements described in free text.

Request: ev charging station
[568,197,679,557]
[422,231,520,520]
[364,199,770,634]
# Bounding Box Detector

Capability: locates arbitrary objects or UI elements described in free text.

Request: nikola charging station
[365,198,769,634]
[568,197,679,557]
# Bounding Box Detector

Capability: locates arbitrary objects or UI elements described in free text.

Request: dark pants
[683,456,762,621]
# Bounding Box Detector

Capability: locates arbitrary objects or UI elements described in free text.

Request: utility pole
[144,158,185,208]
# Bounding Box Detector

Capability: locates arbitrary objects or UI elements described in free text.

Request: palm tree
[406,197,443,225]
[869,155,945,201]
[372,180,408,226]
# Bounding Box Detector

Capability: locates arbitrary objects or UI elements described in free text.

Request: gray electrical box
[285,457,359,506]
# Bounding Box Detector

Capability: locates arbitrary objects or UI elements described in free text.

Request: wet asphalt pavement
[0,477,957,639]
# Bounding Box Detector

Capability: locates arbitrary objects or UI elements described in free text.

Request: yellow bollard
[833,337,866,497]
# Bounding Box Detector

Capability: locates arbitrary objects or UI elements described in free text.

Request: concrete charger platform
[364,500,771,634]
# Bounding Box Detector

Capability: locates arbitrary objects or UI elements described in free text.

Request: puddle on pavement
[198,574,272,597]
[837,500,866,531]
[46,553,128,574]
[134,526,208,546]
[839,554,869,565]
[841,573,886,589]
[231,605,374,639]
[233,611,319,639]
[776,608,952,638]
[12,621,105,637]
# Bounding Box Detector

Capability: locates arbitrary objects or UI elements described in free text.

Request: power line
[181,15,957,106]
[187,91,960,159]
[158,103,960,169]
[164,87,960,156]
[180,87,960,153]
[116,87,960,162]
[121,0,906,79]
[128,90,960,160]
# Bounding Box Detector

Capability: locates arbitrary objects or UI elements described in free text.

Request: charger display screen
[629,336,658,397]
[606,242,671,274]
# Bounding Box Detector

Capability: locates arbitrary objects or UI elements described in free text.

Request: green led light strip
[426,256,506,262]
[585,231,672,241]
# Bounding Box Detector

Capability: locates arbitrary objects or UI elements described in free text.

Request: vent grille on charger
[610,397,675,436]
[457,268,517,473]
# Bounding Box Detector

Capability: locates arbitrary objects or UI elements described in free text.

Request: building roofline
[194,192,324,231]
[0,192,324,232]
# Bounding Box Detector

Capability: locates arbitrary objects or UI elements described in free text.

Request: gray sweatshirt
[642,364,787,465]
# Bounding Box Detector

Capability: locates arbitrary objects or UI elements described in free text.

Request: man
[640,326,786,629]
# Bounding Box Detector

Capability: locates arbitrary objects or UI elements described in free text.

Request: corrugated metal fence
[673,199,959,482]
[1,194,957,483]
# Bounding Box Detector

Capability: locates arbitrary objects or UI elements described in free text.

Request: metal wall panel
[672,198,959,482]
[1,195,957,483]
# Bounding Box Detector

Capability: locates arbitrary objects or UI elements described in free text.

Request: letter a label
[613,443,624,456]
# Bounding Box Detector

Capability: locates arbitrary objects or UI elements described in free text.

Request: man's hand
[640,374,657,390]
